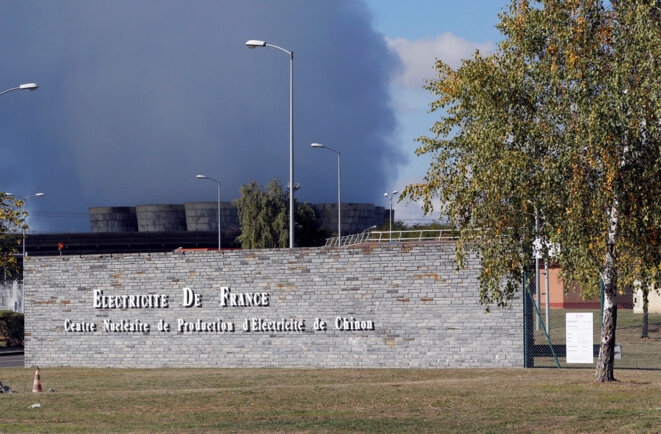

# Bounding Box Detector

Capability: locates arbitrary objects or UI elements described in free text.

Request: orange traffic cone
[32,367,42,393]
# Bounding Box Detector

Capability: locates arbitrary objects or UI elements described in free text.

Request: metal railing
[325,229,458,247]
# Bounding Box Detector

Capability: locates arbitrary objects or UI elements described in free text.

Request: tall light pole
[246,39,295,249]
[2,85,39,313]
[1,83,40,253]
[310,143,341,245]
[384,190,398,242]
[6,192,45,259]
[0,83,38,96]
[195,175,221,251]
[534,207,541,331]
[532,206,551,335]
[1,84,40,253]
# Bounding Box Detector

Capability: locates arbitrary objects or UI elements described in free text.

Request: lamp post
[195,175,221,251]
[384,191,398,242]
[1,84,40,252]
[6,192,45,259]
[1,84,40,257]
[0,83,38,96]
[534,207,541,331]
[532,206,552,335]
[310,143,341,245]
[246,39,295,249]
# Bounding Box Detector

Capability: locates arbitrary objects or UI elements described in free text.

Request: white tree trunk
[596,203,619,382]
[596,284,617,382]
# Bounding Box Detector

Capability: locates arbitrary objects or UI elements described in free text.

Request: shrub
[0,311,24,347]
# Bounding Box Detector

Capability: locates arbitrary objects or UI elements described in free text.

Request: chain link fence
[524,265,660,369]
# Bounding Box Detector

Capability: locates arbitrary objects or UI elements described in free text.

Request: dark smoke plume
[0,1,402,232]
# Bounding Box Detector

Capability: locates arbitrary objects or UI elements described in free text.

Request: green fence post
[523,269,535,368]
[527,288,561,368]
[523,270,528,367]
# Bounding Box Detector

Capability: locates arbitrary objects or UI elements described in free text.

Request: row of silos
[89,203,389,234]
[90,203,239,233]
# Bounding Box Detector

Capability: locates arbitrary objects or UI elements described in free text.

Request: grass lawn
[0,368,660,432]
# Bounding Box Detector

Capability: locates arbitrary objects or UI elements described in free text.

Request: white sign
[566,312,593,364]
[614,343,622,360]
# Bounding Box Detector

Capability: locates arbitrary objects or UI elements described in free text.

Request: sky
[366,0,505,223]
[0,0,509,233]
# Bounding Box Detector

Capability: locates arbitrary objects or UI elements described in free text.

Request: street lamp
[246,39,295,249]
[0,83,39,96]
[531,205,551,334]
[195,175,222,251]
[2,86,41,250]
[6,192,45,259]
[310,143,341,245]
[384,191,398,242]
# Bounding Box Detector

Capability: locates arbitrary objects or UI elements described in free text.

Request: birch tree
[403,0,661,382]
[233,179,321,248]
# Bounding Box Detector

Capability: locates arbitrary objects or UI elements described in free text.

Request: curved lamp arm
[0,83,38,96]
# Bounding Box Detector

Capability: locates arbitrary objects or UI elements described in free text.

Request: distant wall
[24,242,523,368]
[634,288,661,314]
[540,265,633,309]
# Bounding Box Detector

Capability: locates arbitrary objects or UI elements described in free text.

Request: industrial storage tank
[184,202,240,232]
[136,204,187,232]
[375,206,389,227]
[312,203,390,235]
[88,202,390,236]
[89,207,138,233]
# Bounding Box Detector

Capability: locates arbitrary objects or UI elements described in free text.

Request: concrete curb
[0,347,24,356]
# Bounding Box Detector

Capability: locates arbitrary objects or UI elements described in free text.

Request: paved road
[0,354,24,368]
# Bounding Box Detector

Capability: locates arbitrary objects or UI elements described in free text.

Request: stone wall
[24,242,522,368]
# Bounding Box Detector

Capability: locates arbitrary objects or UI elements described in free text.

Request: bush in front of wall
[0,311,24,347]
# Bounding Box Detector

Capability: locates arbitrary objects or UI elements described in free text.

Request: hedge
[0,311,24,347]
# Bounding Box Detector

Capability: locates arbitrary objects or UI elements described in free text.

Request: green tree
[0,193,27,278]
[375,220,407,232]
[233,179,323,248]
[403,0,661,382]
[0,311,24,347]
[295,200,328,247]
